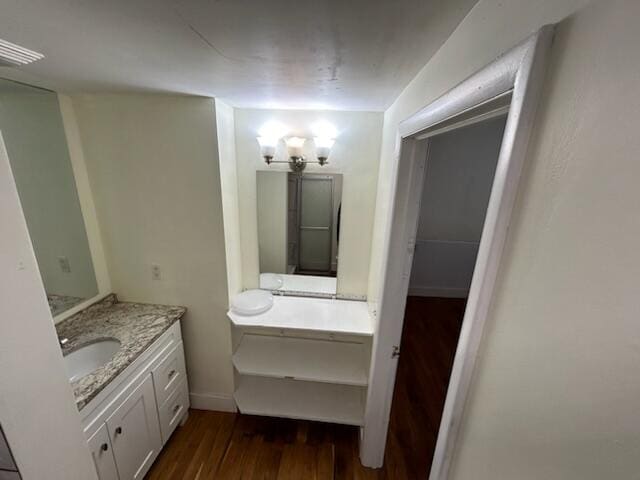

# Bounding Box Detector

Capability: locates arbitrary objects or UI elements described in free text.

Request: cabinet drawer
[158,380,189,444]
[151,341,186,407]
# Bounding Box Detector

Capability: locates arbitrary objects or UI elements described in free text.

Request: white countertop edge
[227,295,374,336]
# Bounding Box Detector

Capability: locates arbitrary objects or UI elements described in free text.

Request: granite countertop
[48,293,84,316]
[56,294,186,411]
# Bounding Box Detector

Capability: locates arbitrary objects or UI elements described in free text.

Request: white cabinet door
[87,423,119,480]
[106,373,161,480]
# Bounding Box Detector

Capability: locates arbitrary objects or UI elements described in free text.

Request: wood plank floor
[146,297,464,479]
[387,297,465,479]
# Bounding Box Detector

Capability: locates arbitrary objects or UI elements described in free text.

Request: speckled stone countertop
[56,294,186,411]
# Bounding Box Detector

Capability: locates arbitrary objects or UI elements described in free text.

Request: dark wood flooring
[387,297,465,479]
[146,297,465,479]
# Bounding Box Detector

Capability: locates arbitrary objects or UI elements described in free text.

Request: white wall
[234,108,383,297]
[70,94,235,411]
[367,0,591,309]
[215,99,243,302]
[58,95,112,313]
[0,89,98,300]
[0,133,98,480]
[367,0,640,477]
[256,171,288,273]
[450,1,640,477]
[409,116,506,298]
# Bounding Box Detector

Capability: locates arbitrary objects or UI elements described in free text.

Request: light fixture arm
[260,156,327,172]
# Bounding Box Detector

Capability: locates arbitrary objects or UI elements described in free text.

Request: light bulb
[257,136,277,160]
[314,136,335,149]
[286,137,306,158]
[258,120,288,140]
[311,120,338,139]
[314,137,335,164]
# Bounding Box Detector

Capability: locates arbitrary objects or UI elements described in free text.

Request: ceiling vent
[0,38,44,67]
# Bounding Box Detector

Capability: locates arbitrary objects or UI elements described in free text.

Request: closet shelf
[234,376,365,426]
[233,334,369,387]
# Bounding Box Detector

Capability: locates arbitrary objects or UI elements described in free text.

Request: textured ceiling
[0,0,477,110]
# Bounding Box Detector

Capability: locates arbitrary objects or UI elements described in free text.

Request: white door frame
[360,25,555,479]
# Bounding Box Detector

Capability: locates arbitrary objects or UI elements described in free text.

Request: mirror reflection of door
[287,174,299,274]
[297,175,334,274]
[257,171,342,295]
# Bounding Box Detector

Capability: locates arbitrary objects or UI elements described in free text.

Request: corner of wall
[0,128,99,480]
[56,94,112,305]
[215,98,243,303]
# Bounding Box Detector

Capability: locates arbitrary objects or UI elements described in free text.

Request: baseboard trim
[407,286,468,298]
[189,392,237,412]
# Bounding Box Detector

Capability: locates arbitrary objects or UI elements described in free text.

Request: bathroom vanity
[231,168,374,426]
[229,295,373,426]
[56,295,188,480]
[0,78,192,479]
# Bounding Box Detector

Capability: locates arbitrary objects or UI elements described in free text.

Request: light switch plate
[58,256,71,273]
[152,263,162,280]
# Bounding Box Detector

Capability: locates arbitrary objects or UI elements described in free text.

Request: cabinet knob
[115,426,122,435]
[168,369,177,379]
[100,443,108,452]
[173,404,181,414]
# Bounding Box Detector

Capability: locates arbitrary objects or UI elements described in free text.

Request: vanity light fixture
[256,136,312,173]
[256,134,335,172]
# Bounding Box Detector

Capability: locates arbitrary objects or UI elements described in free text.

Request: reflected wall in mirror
[257,171,342,296]
[0,78,98,316]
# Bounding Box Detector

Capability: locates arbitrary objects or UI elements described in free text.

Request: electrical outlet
[58,256,71,273]
[151,264,161,280]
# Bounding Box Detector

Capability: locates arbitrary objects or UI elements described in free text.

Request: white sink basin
[64,339,121,382]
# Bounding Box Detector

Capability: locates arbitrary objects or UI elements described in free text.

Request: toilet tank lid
[230,289,274,316]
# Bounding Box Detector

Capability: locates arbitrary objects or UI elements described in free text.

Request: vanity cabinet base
[80,322,189,480]
[235,375,365,426]
[230,302,373,428]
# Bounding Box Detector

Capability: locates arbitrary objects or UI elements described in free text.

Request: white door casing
[360,25,555,480]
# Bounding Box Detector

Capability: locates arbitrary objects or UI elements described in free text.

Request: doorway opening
[360,27,554,478]
[386,115,507,477]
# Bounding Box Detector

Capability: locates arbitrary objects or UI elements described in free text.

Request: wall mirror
[0,78,98,316]
[257,171,342,296]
